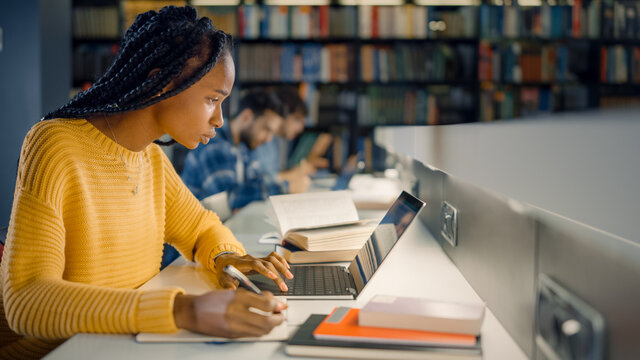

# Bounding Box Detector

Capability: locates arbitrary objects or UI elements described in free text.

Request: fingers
[265,252,293,278]
[223,253,293,292]
[218,273,238,289]
[249,259,289,292]
[235,289,285,313]
[225,289,286,337]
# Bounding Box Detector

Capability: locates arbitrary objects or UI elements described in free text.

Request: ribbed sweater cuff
[136,288,184,333]
[205,244,247,273]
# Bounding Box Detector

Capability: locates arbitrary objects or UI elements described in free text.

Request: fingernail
[286,263,290,269]
[268,271,276,279]
[285,270,293,279]
[280,283,288,292]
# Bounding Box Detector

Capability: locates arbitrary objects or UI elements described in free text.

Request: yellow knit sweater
[1,119,245,340]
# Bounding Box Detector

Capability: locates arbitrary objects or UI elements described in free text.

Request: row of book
[602,1,640,39]
[78,2,640,41]
[479,2,601,39]
[73,6,120,39]
[120,0,187,33]
[72,44,119,84]
[357,86,474,127]
[194,5,477,40]
[480,84,591,121]
[360,44,475,83]
[236,44,354,84]
[478,41,591,83]
[600,46,640,83]
[356,5,477,40]
[307,85,357,129]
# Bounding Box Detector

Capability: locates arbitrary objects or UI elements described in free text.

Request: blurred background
[1,0,639,225]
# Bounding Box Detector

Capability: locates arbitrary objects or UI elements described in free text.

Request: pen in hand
[223,264,263,294]
[223,264,287,315]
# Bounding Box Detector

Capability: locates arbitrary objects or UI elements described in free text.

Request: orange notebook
[313,307,477,347]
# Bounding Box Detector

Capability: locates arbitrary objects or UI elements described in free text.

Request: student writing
[0,6,292,358]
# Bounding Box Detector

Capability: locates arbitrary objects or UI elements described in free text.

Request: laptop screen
[348,191,425,293]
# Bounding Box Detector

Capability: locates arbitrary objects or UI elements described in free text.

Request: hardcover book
[359,295,485,336]
[286,314,482,360]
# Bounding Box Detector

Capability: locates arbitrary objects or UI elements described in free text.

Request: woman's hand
[173,289,286,338]
[214,252,294,292]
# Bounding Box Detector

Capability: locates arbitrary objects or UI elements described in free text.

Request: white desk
[46,202,527,360]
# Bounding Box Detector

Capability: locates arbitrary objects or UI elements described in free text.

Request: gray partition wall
[378,118,640,359]
[536,211,640,360]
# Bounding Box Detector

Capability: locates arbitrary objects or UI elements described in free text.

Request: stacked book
[267,191,377,264]
[287,295,485,359]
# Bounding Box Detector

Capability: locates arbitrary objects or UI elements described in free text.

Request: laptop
[248,191,425,299]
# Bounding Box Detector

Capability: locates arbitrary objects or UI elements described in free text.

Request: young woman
[0,6,292,358]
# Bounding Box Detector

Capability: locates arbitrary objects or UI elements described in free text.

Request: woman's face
[152,51,235,149]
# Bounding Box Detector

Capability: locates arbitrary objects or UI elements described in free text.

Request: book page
[269,191,359,235]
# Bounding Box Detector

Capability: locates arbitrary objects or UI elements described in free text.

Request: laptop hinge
[346,287,357,295]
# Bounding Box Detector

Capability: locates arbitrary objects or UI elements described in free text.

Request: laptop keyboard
[284,266,354,296]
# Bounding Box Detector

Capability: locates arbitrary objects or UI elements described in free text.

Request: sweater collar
[76,119,147,164]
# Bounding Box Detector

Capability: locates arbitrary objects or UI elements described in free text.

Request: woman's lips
[201,129,216,144]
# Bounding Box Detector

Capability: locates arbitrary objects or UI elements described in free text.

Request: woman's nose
[211,110,224,128]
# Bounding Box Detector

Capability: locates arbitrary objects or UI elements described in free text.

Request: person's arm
[1,189,183,339]
[306,132,332,169]
[162,153,246,271]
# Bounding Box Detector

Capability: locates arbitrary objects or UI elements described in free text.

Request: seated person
[253,87,315,185]
[0,7,291,358]
[181,90,309,211]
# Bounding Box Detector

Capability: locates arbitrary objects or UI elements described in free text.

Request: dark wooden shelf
[73,37,120,45]
[480,37,593,43]
[236,37,477,44]
[598,38,640,45]
[237,80,476,87]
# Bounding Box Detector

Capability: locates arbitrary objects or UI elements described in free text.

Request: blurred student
[181,90,310,211]
[0,7,292,358]
[253,87,316,184]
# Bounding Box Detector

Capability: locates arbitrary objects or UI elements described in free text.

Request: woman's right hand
[173,289,286,338]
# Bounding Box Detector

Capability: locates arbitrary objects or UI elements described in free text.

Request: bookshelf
[71,0,121,92]
[70,0,640,168]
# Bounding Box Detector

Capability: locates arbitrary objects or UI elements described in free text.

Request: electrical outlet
[440,201,458,247]
[536,274,605,360]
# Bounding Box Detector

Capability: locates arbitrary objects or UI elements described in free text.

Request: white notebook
[135,257,288,343]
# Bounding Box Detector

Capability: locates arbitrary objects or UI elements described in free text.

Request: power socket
[440,201,458,247]
[536,274,605,360]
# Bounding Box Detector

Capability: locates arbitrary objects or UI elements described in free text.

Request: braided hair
[43,6,232,145]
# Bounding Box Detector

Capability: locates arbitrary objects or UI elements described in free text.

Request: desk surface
[46,201,527,360]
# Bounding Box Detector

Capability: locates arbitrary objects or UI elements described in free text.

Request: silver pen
[223,264,262,294]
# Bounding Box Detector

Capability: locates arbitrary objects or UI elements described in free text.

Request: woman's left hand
[214,252,294,292]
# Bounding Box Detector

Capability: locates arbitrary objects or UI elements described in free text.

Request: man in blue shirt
[253,87,315,183]
[181,90,309,211]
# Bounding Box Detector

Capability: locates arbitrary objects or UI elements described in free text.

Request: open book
[266,191,376,252]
